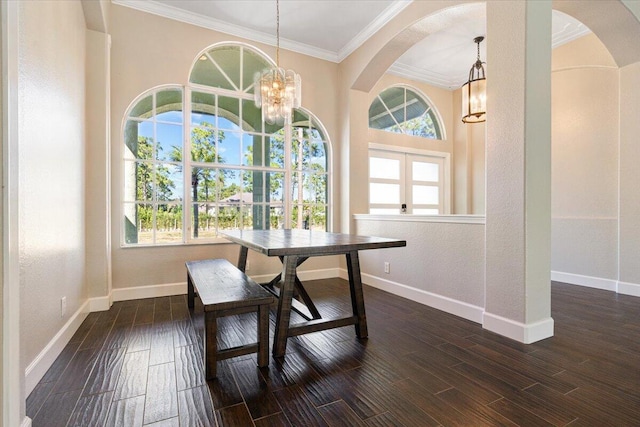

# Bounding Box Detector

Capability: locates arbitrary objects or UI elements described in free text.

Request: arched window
[369,86,444,140]
[123,43,331,245]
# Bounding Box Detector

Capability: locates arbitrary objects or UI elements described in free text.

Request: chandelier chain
[276,0,280,67]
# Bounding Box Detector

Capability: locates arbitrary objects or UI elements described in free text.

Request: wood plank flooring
[27,279,640,426]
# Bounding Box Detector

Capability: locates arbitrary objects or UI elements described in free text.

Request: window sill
[353,214,485,225]
[120,236,235,249]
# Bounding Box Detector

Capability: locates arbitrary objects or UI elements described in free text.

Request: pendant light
[254,0,301,125]
[461,36,486,124]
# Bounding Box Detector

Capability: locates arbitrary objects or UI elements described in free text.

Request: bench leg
[257,304,269,368]
[187,275,195,309]
[205,311,217,379]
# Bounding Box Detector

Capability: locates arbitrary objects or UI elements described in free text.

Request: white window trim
[368,142,451,214]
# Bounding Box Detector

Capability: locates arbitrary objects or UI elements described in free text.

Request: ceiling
[114,0,591,90]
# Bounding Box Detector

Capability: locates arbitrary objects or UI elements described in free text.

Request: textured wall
[19,0,87,366]
[619,62,640,288]
[551,35,619,281]
[355,218,485,309]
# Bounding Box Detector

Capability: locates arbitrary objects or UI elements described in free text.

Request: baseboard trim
[111,282,187,301]
[24,300,91,396]
[347,269,484,324]
[551,271,617,291]
[482,312,554,344]
[21,417,32,427]
[618,281,640,297]
[89,295,111,311]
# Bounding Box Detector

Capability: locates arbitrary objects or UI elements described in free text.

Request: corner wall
[18,0,88,397]
[550,34,621,290]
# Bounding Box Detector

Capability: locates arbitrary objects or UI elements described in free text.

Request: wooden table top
[221,229,406,257]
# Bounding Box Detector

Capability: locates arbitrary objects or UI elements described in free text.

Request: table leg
[187,274,195,309]
[273,255,298,357]
[237,246,248,272]
[346,250,368,338]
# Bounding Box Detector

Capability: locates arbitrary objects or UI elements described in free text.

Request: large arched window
[123,43,331,245]
[369,85,444,139]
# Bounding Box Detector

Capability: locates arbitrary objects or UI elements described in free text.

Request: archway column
[484,0,554,343]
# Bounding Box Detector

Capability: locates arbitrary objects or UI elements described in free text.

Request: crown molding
[112,0,340,62]
[337,0,413,61]
[112,0,413,63]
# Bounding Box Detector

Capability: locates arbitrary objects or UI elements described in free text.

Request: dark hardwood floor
[27,279,640,426]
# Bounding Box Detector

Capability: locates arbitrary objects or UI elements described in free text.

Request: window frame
[368,143,450,215]
[120,43,332,247]
[368,84,446,140]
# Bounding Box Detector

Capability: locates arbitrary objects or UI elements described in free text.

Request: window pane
[192,203,217,238]
[156,123,182,161]
[124,203,153,244]
[190,53,235,90]
[124,120,153,160]
[156,163,183,202]
[243,170,260,201]
[243,48,270,93]
[369,86,443,139]
[269,132,285,168]
[242,99,262,133]
[156,90,183,123]
[242,134,261,167]
[190,124,218,163]
[307,173,327,204]
[134,161,154,201]
[218,97,240,130]
[218,204,241,230]
[413,161,439,182]
[370,157,399,179]
[123,160,137,202]
[192,167,218,202]
[156,204,183,243]
[208,46,240,90]
[268,172,285,202]
[220,132,241,165]
[269,206,284,229]
[413,185,439,205]
[129,95,152,119]
[220,169,242,202]
[309,204,327,230]
[370,183,400,204]
[309,137,327,172]
[191,91,216,126]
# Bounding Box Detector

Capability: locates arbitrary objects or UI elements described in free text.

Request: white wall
[550,34,620,288]
[354,216,485,322]
[18,0,88,379]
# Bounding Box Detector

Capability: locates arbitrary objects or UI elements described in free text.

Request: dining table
[221,229,407,357]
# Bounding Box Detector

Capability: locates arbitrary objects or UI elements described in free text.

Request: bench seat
[186,258,275,378]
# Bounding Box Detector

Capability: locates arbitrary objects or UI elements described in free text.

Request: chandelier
[254,0,301,125]
[461,36,486,124]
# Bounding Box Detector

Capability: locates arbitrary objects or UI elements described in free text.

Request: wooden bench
[186,258,275,379]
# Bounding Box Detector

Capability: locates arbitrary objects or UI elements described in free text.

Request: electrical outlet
[384,262,390,274]
[61,297,67,318]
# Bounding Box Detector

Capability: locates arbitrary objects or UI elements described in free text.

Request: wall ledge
[354,214,485,224]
